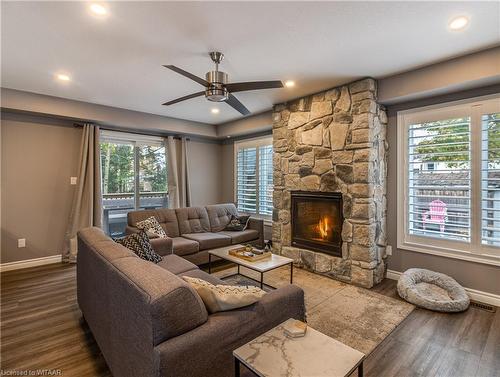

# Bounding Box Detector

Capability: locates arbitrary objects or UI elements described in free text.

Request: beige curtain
[165,136,191,208]
[62,124,102,263]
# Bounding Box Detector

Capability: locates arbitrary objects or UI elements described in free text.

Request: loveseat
[77,227,305,377]
[126,203,264,265]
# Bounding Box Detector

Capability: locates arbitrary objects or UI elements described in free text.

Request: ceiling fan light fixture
[205,87,228,102]
[162,51,283,115]
[211,108,220,114]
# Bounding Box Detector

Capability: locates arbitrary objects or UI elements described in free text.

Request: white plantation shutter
[407,117,472,241]
[398,96,500,263]
[481,112,500,247]
[235,137,273,217]
[236,147,257,213]
[258,145,273,216]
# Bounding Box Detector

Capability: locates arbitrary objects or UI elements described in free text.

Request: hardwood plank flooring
[1,264,498,377]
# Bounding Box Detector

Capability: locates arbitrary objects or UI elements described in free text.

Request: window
[397,96,500,265]
[100,131,168,237]
[235,136,273,217]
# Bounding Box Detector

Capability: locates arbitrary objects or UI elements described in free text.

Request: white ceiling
[1,1,499,125]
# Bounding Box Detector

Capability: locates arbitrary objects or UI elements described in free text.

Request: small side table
[233,318,365,377]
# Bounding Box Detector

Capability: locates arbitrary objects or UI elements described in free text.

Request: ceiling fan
[162,52,283,115]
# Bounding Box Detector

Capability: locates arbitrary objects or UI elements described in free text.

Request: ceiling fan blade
[162,91,205,106]
[163,65,208,87]
[225,80,283,93]
[225,93,251,115]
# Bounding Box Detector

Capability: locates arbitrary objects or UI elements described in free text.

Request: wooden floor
[1,264,499,377]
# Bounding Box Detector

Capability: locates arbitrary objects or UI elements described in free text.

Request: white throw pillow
[182,276,266,313]
[136,216,167,239]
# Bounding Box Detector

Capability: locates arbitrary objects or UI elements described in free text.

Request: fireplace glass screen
[291,191,343,256]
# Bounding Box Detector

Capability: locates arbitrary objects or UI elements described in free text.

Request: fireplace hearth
[291,191,343,257]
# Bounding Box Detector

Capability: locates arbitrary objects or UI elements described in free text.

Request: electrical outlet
[386,245,393,256]
[70,177,78,185]
[18,238,26,248]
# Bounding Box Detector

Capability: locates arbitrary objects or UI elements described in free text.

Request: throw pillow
[182,276,266,313]
[224,215,250,231]
[114,230,163,263]
[135,216,167,239]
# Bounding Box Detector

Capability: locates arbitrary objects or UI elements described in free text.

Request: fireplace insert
[291,191,343,257]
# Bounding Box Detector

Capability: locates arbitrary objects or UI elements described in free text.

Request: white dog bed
[397,268,470,312]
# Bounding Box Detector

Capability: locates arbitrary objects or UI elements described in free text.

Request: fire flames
[316,216,330,240]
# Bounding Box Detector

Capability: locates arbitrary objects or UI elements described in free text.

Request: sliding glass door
[100,131,168,237]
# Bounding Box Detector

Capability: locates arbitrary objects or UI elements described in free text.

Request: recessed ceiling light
[449,16,469,31]
[285,80,295,88]
[90,3,107,16]
[56,73,71,82]
[211,108,220,114]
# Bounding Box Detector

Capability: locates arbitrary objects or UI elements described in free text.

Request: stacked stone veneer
[272,78,388,288]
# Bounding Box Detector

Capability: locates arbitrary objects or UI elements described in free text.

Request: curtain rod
[73,122,190,140]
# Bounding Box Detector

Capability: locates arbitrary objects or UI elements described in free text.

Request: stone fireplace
[272,78,388,288]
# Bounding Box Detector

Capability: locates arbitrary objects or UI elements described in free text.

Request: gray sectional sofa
[126,203,265,265]
[77,227,305,377]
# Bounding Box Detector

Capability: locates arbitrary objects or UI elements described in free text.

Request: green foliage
[101,143,135,193]
[484,113,500,167]
[139,145,167,192]
[100,143,167,194]
[412,114,500,169]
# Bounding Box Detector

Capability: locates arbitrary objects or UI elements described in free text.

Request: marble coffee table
[208,245,293,289]
[233,318,365,377]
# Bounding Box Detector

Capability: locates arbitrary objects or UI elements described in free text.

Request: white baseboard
[0,255,62,272]
[386,269,500,307]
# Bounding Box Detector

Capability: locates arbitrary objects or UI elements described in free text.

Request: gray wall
[386,85,500,295]
[221,142,235,203]
[188,139,223,207]
[1,88,217,138]
[379,46,500,105]
[1,113,223,264]
[1,114,82,263]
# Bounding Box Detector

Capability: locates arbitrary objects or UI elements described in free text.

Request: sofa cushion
[158,254,198,275]
[175,207,211,234]
[224,215,250,231]
[136,216,167,238]
[171,237,199,256]
[114,231,163,264]
[182,232,231,250]
[206,203,239,232]
[156,209,181,238]
[183,276,266,313]
[149,237,173,256]
[110,257,208,345]
[128,208,180,237]
[219,229,259,245]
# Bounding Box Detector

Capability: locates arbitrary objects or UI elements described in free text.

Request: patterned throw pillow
[224,215,250,231]
[114,230,163,263]
[182,276,266,313]
[135,216,167,239]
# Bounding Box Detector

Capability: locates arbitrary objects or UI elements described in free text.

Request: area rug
[211,265,415,355]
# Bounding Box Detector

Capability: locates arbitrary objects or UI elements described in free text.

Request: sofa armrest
[153,284,305,377]
[247,217,265,249]
[150,237,173,256]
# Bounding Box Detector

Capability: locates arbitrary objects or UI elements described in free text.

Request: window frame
[397,95,500,266]
[233,135,273,220]
[100,130,168,236]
